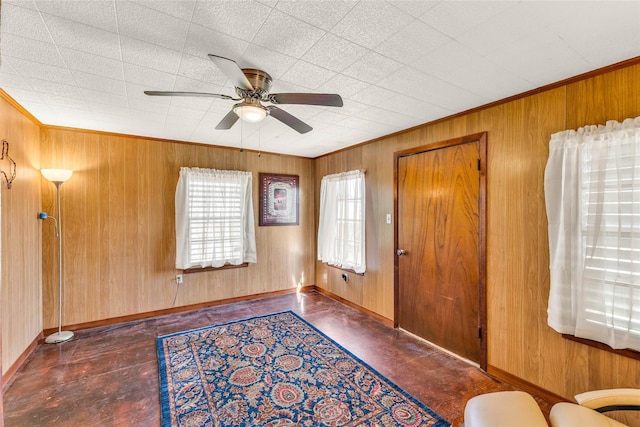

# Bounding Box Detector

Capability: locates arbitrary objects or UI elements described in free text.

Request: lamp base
[45,330,74,344]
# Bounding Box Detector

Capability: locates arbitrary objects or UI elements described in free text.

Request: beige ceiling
[1,1,639,158]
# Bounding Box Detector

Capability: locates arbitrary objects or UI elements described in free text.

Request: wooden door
[395,134,486,367]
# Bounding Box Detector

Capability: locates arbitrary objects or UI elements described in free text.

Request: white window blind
[317,170,366,274]
[175,168,256,269]
[545,117,640,351]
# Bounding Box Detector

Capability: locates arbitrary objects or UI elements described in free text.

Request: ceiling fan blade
[268,106,312,134]
[208,54,254,91]
[144,91,234,100]
[269,93,343,107]
[215,109,240,130]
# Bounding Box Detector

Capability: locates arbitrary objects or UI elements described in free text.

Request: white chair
[463,388,640,427]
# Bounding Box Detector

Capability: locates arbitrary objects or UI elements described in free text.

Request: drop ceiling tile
[279,60,336,90]
[384,92,451,120]
[434,57,531,101]
[252,9,326,58]
[302,33,368,73]
[241,44,298,79]
[375,21,449,65]
[378,65,487,111]
[42,13,121,59]
[543,2,640,68]
[71,70,126,96]
[34,0,118,33]
[342,50,404,84]
[333,100,370,117]
[411,40,482,80]
[358,105,422,129]
[191,1,271,42]
[1,34,65,67]
[6,57,75,85]
[390,1,439,17]
[59,47,123,79]
[3,0,37,9]
[1,3,53,43]
[317,73,370,99]
[123,62,176,89]
[275,0,355,31]
[39,92,89,110]
[43,105,96,126]
[486,31,592,87]
[167,104,208,122]
[120,36,183,75]
[22,77,86,100]
[312,108,349,125]
[129,0,196,21]
[1,88,44,104]
[349,84,399,107]
[78,88,128,108]
[0,72,34,91]
[455,3,551,58]
[418,1,515,39]
[331,1,413,50]
[116,1,190,52]
[182,24,249,64]
[19,101,60,123]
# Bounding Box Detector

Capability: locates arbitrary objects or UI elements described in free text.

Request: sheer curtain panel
[317,170,366,273]
[545,117,640,351]
[175,167,256,270]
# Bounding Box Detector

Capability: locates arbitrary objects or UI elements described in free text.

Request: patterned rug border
[156,310,450,427]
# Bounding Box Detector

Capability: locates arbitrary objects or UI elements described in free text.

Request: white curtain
[318,170,366,274]
[176,167,256,269]
[545,117,640,350]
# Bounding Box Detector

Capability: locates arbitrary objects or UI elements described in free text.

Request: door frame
[393,132,487,370]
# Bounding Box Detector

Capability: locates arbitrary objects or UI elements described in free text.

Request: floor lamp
[40,168,74,344]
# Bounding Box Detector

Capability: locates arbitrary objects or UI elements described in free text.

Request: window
[317,170,366,273]
[175,168,256,270]
[545,117,640,351]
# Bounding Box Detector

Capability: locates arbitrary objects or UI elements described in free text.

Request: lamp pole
[41,169,74,344]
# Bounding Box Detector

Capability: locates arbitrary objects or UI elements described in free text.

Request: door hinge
[477,159,481,171]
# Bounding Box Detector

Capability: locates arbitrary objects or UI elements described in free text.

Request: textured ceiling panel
[1,0,639,158]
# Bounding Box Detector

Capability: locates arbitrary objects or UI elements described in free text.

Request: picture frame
[259,173,299,226]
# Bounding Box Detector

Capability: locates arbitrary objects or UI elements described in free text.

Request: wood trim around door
[393,132,488,370]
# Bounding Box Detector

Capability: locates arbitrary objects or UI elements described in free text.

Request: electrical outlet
[176,274,183,284]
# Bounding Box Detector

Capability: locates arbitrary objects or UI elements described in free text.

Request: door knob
[396,249,406,256]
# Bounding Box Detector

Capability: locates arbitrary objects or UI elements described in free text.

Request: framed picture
[259,173,299,226]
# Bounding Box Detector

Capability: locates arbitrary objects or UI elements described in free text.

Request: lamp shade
[41,169,73,183]
[233,104,267,123]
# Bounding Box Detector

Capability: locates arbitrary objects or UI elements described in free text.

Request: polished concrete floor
[4,290,553,426]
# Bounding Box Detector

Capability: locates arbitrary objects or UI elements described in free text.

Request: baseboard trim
[43,285,316,336]
[487,364,569,404]
[313,286,394,328]
[3,332,43,392]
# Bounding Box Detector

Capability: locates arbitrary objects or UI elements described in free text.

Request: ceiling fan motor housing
[238,68,272,99]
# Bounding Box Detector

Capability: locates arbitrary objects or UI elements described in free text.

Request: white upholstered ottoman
[463,390,548,427]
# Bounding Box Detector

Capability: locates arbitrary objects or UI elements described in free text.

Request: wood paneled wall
[0,96,42,377]
[40,129,316,328]
[315,62,640,412]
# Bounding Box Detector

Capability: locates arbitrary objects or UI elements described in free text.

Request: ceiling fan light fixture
[233,103,267,123]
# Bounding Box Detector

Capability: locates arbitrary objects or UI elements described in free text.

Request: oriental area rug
[157,311,449,427]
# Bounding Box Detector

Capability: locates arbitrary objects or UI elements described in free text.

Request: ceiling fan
[144,54,343,134]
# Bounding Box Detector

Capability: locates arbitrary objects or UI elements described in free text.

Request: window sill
[562,334,640,362]
[182,263,248,274]
[327,264,364,276]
